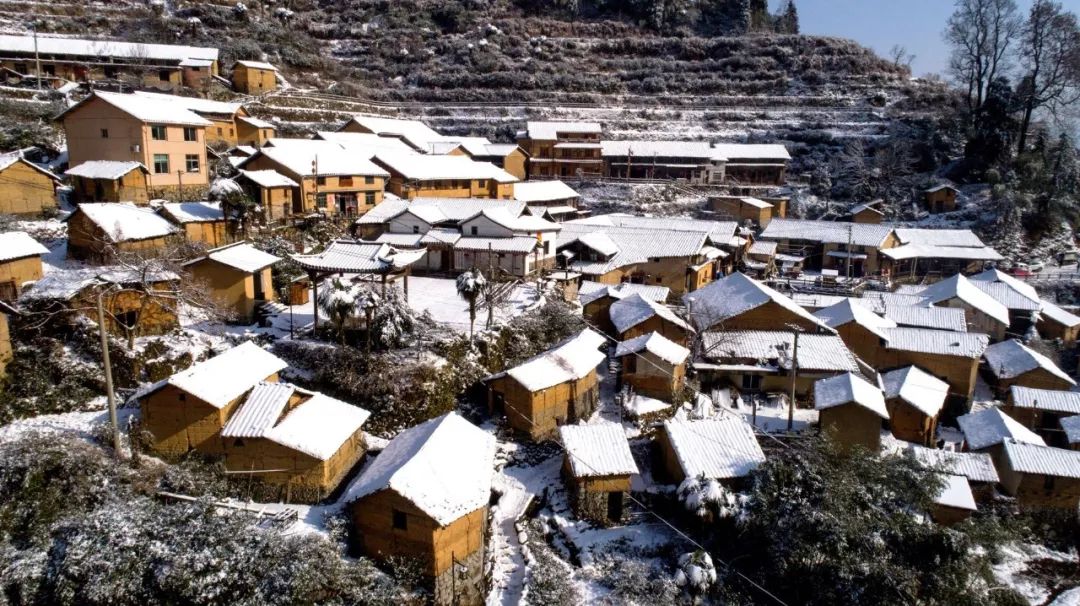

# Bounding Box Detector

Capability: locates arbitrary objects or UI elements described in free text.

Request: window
[178,393,186,401]
[217,127,223,136]
[103,66,117,79]
[153,154,169,174]
[365,191,376,205]
[229,128,234,136]
[150,124,167,140]
[365,175,375,185]
[316,176,326,186]
[471,226,478,236]
[100,128,109,139]
[185,154,200,173]
[233,438,245,447]
[316,193,327,209]
[543,241,550,254]
[339,176,353,187]
[43,64,55,76]
[183,127,197,142]
[412,225,419,234]
[392,509,407,530]
[159,70,171,82]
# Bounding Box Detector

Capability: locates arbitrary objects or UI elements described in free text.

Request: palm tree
[456,268,486,340]
[316,278,358,345]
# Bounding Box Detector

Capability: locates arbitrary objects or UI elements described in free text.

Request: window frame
[183,127,197,142]
[152,154,170,175]
[185,154,200,173]
[150,124,167,141]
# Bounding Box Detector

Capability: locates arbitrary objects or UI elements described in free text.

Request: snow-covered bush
[674,550,718,595]
[593,555,681,605]
[677,475,740,520]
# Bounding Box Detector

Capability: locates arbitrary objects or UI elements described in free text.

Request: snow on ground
[403,276,540,334]
[0,406,135,443]
[722,396,818,433]
[993,543,1079,605]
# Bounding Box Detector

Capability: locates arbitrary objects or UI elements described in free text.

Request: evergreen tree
[749,0,771,31]
[777,0,799,34]
[965,77,1020,175]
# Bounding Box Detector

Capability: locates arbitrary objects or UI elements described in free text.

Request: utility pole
[845,223,853,280]
[311,157,319,214]
[176,169,183,202]
[787,329,799,432]
[97,289,122,457]
[33,27,41,93]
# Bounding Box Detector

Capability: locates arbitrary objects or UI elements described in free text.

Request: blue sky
[772,0,1080,77]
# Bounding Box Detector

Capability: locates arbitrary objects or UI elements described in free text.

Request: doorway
[607,492,624,522]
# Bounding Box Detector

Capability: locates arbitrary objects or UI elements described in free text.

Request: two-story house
[517,121,603,179]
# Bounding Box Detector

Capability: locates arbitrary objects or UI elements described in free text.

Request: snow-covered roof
[512,180,580,203]
[600,140,716,160]
[372,233,424,247]
[560,422,639,478]
[700,330,860,373]
[711,143,791,162]
[957,407,1047,450]
[758,218,893,247]
[343,412,496,525]
[747,241,778,259]
[162,342,287,409]
[221,381,294,439]
[65,160,146,180]
[665,417,765,480]
[500,329,607,392]
[814,298,897,340]
[0,154,60,183]
[859,290,930,313]
[264,392,370,460]
[292,240,424,274]
[882,305,967,332]
[19,267,101,301]
[71,91,213,126]
[237,168,298,188]
[609,293,691,335]
[964,271,1041,312]
[525,121,602,140]
[933,474,977,511]
[1003,440,1080,480]
[907,444,999,483]
[355,197,526,226]
[196,242,281,273]
[570,213,738,243]
[882,366,949,417]
[918,274,1011,326]
[237,115,275,130]
[160,201,223,224]
[468,207,561,233]
[881,243,1003,262]
[342,116,446,151]
[235,59,278,71]
[614,331,690,365]
[1039,302,1080,328]
[894,228,987,248]
[312,131,417,155]
[373,152,519,183]
[1009,385,1080,415]
[74,202,179,242]
[130,91,240,116]
[685,272,831,332]
[983,339,1075,385]
[249,139,389,177]
[0,34,218,62]
[578,281,670,306]
[418,228,462,245]
[560,224,707,275]
[925,183,959,193]
[881,327,989,359]
[1060,415,1080,445]
[0,231,49,262]
[813,373,888,418]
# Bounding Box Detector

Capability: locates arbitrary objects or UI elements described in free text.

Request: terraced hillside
[0,0,958,174]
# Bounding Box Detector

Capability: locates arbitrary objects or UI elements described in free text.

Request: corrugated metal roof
[609,294,690,335]
[1004,440,1080,479]
[907,444,999,483]
[570,213,737,243]
[814,373,888,418]
[1039,302,1080,328]
[893,228,987,248]
[663,417,765,480]
[957,408,1046,450]
[700,330,860,373]
[1009,386,1080,415]
[919,274,1011,326]
[882,327,989,359]
[354,197,527,226]
[687,272,831,332]
[758,218,893,247]
[1060,416,1080,444]
[559,223,707,276]
[578,281,670,306]
[971,281,1041,312]
[883,305,967,332]
[202,242,281,273]
[560,422,639,478]
[221,381,294,438]
[65,160,146,180]
[984,339,1075,385]
[814,298,896,340]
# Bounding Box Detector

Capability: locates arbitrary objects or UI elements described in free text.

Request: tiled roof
[498,329,607,392]
[918,274,1010,326]
[525,121,602,139]
[814,372,888,418]
[881,327,989,359]
[687,272,831,332]
[614,331,690,365]
[1039,302,1080,328]
[814,298,896,340]
[957,407,1046,450]
[609,293,691,335]
[374,151,518,183]
[249,138,389,177]
[907,444,999,483]
[883,305,967,332]
[1004,440,1080,479]
[663,418,765,480]
[65,160,145,180]
[700,330,860,373]
[600,140,715,160]
[711,143,791,161]
[983,339,1075,385]
[1009,386,1080,415]
[559,223,707,276]
[0,34,218,62]
[882,366,950,417]
[758,218,893,247]
[512,180,580,203]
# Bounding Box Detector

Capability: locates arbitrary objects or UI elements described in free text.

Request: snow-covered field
[402,276,541,334]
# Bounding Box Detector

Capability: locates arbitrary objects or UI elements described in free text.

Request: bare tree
[889,44,916,71]
[946,0,1022,111]
[1015,0,1080,153]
